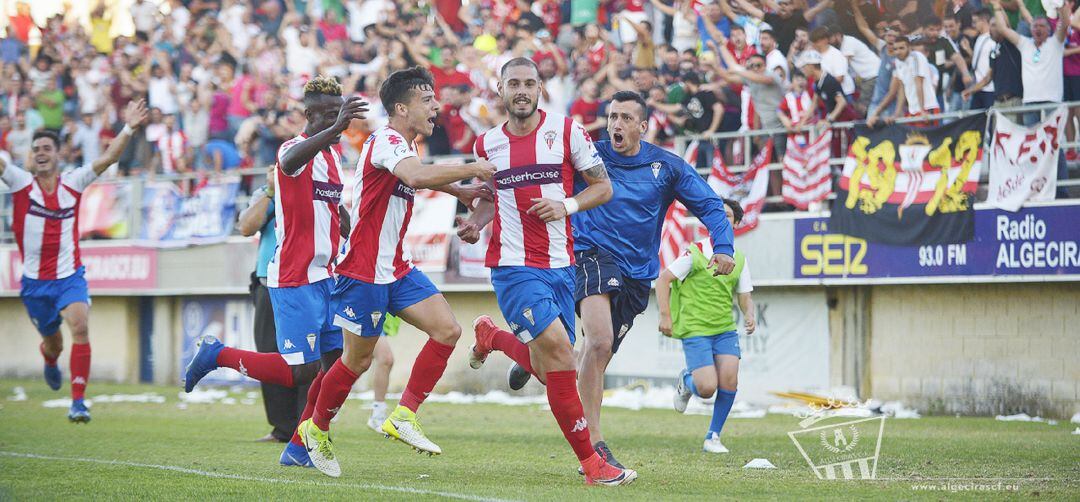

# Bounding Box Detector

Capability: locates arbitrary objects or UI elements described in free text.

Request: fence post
[129,177,143,240]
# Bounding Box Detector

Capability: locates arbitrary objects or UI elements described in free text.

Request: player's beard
[507,97,538,120]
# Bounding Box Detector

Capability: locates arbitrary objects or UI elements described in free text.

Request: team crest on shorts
[522,307,534,324]
[651,161,662,178]
[544,130,557,150]
[618,324,630,338]
[306,333,317,351]
[371,311,383,328]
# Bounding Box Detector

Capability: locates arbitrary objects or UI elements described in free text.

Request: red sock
[216,347,294,387]
[290,371,325,446]
[546,370,594,461]
[312,359,359,430]
[40,342,58,366]
[399,339,455,412]
[70,343,91,400]
[491,329,535,376]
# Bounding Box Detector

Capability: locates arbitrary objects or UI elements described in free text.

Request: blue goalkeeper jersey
[572,140,734,281]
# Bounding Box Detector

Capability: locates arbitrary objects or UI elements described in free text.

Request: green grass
[0,379,1076,500]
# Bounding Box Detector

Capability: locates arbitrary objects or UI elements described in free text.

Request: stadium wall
[1,202,1077,416]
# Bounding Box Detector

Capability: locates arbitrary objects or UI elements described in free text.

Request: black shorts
[574,247,651,354]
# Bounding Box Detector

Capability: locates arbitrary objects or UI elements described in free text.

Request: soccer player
[656,200,755,454]
[478,91,736,469]
[0,99,148,422]
[183,76,367,468]
[458,58,637,486]
[296,67,497,478]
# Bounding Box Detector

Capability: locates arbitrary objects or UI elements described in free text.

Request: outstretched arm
[991,0,1023,45]
[393,157,496,189]
[279,96,367,176]
[674,161,735,274]
[92,99,149,175]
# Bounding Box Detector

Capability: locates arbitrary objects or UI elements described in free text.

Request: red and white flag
[659,140,699,269]
[988,107,1064,211]
[782,130,833,210]
[707,139,774,235]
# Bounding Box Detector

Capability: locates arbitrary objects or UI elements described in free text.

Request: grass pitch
[0,380,1076,500]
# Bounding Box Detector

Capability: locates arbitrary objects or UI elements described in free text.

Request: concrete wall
[866,283,1079,417]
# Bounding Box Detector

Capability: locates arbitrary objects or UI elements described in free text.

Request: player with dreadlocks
[183,75,366,468]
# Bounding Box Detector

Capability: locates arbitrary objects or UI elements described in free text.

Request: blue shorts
[332,268,438,337]
[681,331,741,371]
[491,266,576,345]
[20,267,91,337]
[574,247,651,354]
[267,278,343,365]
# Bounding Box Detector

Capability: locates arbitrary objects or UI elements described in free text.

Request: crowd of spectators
[0,0,1078,182]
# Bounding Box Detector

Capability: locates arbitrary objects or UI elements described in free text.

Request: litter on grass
[42,393,167,408]
[743,458,777,469]
[7,386,27,401]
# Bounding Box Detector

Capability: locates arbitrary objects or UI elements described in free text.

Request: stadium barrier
[0,105,1077,417]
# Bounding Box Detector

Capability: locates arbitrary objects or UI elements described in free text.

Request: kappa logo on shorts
[608,277,620,287]
[371,311,383,328]
[306,333,317,351]
[651,161,662,178]
[508,321,520,332]
[284,340,296,350]
[522,307,534,324]
[343,306,356,319]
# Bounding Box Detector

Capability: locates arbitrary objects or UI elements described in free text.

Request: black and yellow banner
[830,115,986,245]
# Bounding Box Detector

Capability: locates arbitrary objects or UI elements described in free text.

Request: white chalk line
[0,451,519,502]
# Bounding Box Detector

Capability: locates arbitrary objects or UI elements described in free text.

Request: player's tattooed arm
[582,163,609,181]
[527,162,612,222]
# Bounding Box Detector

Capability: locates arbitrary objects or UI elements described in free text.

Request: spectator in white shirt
[868,36,941,127]
[760,29,790,83]
[131,0,159,35]
[961,9,997,110]
[811,27,855,97]
[990,0,1073,125]
[831,29,881,115]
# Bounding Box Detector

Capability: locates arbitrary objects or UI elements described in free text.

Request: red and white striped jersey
[2,163,97,280]
[474,110,602,269]
[267,134,346,288]
[778,90,814,125]
[156,130,186,174]
[337,126,420,284]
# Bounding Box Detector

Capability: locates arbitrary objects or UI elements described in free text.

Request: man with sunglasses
[990,0,1073,125]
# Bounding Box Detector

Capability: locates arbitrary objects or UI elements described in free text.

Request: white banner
[404,191,458,272]
[606,288,831,405]
[988,108,1064,212]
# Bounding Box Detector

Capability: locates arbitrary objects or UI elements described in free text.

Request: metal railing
[672,101,1080,205]
[2,102,1078,244]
